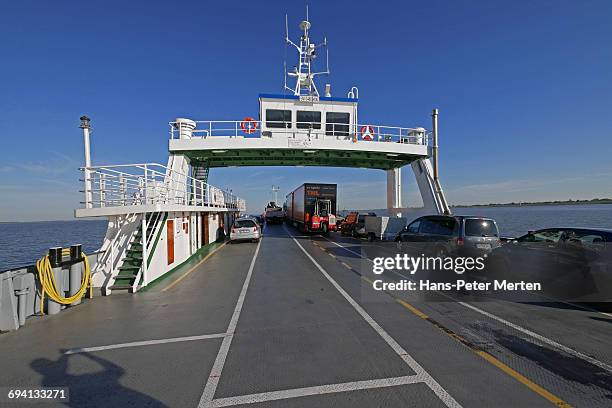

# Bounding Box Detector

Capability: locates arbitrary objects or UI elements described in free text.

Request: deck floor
[1,225,612,407]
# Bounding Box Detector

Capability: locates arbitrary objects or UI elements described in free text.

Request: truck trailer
[285,183,337,234]
[264,202,285,224]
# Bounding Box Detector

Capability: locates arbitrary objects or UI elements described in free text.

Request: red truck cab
[286,183,337,234]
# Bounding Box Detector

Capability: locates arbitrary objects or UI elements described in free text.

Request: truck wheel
[322,223,329,235]
[368,232,375,242]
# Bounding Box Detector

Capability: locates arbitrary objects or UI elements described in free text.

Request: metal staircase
[192,164,210,185]
[110,212,166,292]
[411,159,451,215]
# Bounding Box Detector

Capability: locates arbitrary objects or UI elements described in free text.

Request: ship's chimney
[431,109,439,182]
[174,118,196,139]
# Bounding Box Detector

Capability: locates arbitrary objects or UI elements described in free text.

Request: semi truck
[286,183,337,234]
[264,202,285,224]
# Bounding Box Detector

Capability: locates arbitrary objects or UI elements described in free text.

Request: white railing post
[141,214,148,287]
[100,173,106,207]
[143,164,148,205]
[119,174,126,206]
[200,180,204,206]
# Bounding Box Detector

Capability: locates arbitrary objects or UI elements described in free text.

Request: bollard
[69,244,83,306]
[47,247,63,315]
[15,288,29,326]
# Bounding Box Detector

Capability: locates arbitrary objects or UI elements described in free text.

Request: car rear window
[464,219,498,237]
[420,218,456,235]
[235,220,256,228]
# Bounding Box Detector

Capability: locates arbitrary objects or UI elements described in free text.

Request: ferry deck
[1,225,611,407]
[1,12,611,408]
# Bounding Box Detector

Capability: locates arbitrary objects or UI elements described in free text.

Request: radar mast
[284,6,329,97]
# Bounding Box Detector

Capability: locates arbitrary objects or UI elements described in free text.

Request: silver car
[230,218,261,243]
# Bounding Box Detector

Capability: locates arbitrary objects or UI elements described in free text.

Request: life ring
[360,125,375,141]
[241,117,258,134]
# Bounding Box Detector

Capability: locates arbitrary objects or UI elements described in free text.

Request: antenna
[283,7,330,97]
[271,185,281,205]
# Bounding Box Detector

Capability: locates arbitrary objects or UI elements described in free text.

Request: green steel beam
[181,149,424,170]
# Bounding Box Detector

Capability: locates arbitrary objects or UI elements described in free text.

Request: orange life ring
[241,117,258,134]
[360,125,375,141]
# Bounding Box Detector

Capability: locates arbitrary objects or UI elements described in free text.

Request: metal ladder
[110,212,165,292]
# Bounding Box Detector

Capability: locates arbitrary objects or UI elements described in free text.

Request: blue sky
[1,0,611,221]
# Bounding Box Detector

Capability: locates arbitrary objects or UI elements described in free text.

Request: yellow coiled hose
[36,251,92,314]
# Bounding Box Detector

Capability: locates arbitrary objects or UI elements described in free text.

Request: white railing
[169,120,429,145]
[79,163,246,211]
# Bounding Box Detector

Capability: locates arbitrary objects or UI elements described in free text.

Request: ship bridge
[170,95,427,171]
[168,101,449,216]
[167,12,450,216]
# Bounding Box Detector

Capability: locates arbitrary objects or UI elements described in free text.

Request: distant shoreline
[453,199,612,208]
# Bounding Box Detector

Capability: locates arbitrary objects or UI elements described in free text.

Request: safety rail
[79,163,246,211]
[169,120,429,145]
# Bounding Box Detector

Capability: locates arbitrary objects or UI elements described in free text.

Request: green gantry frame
[181,149,425,170]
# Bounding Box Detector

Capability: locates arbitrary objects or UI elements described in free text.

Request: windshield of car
[518,229,562,243]
[464,219,499,237]
[234,220,256,228]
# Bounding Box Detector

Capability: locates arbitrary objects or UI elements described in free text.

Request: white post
[386,167,402,217]
[80,116,93,208]
[141,215,148,286]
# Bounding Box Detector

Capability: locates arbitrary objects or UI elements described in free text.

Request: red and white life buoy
[240,117,258,134]
[360,125,375,141]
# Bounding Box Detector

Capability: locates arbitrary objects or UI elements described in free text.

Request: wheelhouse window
[326,112,350,136]
[296,110,321,129]
[266,109,292,128]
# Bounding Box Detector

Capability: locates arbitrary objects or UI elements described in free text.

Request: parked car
[341,212,376,237]
[230,217,261,243]
[395,215,501,257]
[486,228,612,302]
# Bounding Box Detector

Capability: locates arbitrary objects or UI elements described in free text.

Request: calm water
[1,205,612,270]
[0,220,108,271]
[453,204,612,237]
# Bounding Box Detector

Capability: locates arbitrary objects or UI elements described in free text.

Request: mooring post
[47,247,63,315]
[69,244,83,306]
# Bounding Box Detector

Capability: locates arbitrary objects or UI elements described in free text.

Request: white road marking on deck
[324,235,612,374]
[289,229,462,408]
[321,236,367,260]
[198,238,262,407]
[457,300,612,373]
[207,375,422,407]
[64,333,227,354]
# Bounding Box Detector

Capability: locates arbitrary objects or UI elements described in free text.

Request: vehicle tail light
[456,238,464,246]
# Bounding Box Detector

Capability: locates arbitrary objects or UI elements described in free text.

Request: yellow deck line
[396,299,572,407]
[312,234,572,407]
[476,350,572,408]
[396,299,429,319]
[162,242,227,292]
